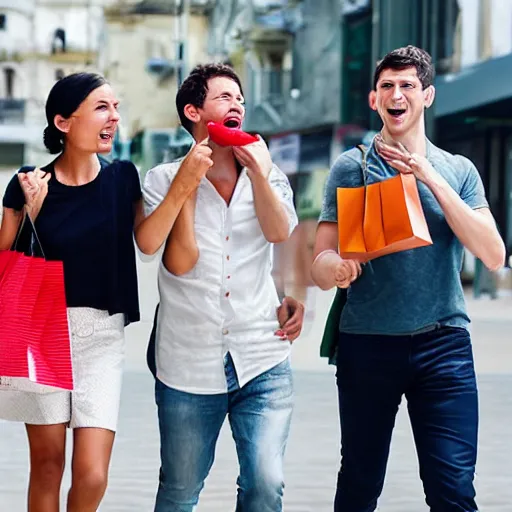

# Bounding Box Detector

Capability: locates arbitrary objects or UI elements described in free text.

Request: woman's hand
[18,169,50,218]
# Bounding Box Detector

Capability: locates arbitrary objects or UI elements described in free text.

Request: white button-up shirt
[143,161,298,394]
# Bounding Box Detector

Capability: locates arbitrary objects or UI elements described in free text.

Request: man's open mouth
[387,109,406,117]
[100,131,113,140]
[223,118,241,129]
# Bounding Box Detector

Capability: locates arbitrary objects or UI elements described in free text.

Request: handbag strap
[10,166,47,258]
[11,211,46,259]
[356,144,368,186]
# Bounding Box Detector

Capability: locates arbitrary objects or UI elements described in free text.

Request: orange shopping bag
[337,147,432,263]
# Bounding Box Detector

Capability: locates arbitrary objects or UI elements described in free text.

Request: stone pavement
[1,288,511,511]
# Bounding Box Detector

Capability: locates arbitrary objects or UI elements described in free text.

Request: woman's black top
[2,157,142,324]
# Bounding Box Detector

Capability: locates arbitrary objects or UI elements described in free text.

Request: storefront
[435,53,512,262]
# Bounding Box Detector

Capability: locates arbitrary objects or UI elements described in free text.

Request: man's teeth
[100,133,112,140]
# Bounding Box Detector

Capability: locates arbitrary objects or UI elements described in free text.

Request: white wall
[489,0,512,58]
[33,5,105,55]
[0,0,110,153]
[0,62,29,98]
[457,0,512,68]
[0,8,34,57]
[457,0,480,68]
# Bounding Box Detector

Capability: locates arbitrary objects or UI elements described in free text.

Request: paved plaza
[1,286,511,511]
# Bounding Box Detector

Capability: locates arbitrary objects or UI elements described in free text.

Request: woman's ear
[54,114,71,134]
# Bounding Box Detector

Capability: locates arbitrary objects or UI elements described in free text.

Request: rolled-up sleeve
[142,164,176,217]
[269,165,298,235]
[139,163,180,261]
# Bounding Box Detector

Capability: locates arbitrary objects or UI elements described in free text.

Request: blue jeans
[154,356,294,512]
[335,326,478,512]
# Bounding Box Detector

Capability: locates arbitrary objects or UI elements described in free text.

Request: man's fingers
[282,313,299,329]
[395,161,414,173]
[383,148,409,163]
[200,156,213,168]
[345,261,360,283]
[276,305,290,328]
[348,260,360,275]
[386,159,413,174]
[397,141,411,155]
[335,259,362,286]
[198,137,209,146]
[283,305,304,329]
[196,144,212,156]
[376,140,410,162]
[286,328,301,342]
[232,146,247,156]
[282,313,303,340]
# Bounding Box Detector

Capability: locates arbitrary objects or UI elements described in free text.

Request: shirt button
[225,291,230,297]
[227,275,231,279]
[222,328,229,335]
[226,236,229,241]
[227,255,230,261]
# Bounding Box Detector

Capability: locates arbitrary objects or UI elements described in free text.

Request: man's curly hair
[176,63,244,134]
[373,45,435,90]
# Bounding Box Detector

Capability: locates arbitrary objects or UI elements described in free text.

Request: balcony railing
[0,99,25,124]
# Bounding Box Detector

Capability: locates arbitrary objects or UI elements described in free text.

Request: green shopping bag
[320,287,347,365]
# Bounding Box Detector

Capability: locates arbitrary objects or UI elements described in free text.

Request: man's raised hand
[177,138,213,192]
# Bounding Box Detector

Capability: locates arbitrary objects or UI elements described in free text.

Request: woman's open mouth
[99,131,114,141]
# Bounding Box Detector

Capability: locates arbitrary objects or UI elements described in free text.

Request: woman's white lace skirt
[0,307,125,432]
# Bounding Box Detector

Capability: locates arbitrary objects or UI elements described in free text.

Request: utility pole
[175,0,189,88]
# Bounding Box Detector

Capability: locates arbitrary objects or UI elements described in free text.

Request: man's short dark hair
[176,63,243,134]
[373,45,434,90]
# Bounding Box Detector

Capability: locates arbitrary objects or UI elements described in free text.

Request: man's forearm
[250,174,290,243]
[427,177,505,270]
[163,194,199,275]
[135,177,192,255]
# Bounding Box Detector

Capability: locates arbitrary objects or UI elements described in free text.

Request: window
[436,0,461,73]
[0,14,6,31]
[51,28,66,54]
[4,67,15,98]
[177,42,185,87]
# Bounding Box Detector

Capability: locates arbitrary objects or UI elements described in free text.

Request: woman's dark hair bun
[43,125,64,154]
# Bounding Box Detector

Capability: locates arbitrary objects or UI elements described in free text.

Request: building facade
[340,0,512,270]
[205,0,343,305]
[0,0,114,184]
[101,0,212,173]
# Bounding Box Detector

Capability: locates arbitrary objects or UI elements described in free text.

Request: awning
[435,53,512,118]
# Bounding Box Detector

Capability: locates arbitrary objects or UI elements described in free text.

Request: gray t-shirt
[319,138,488,335]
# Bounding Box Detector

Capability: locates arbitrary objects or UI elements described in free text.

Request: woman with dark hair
[0,73,144,512]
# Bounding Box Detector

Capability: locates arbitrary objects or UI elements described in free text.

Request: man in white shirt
[137,63,301,512]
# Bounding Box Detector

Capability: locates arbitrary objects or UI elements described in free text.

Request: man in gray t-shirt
[312,46,505,511]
